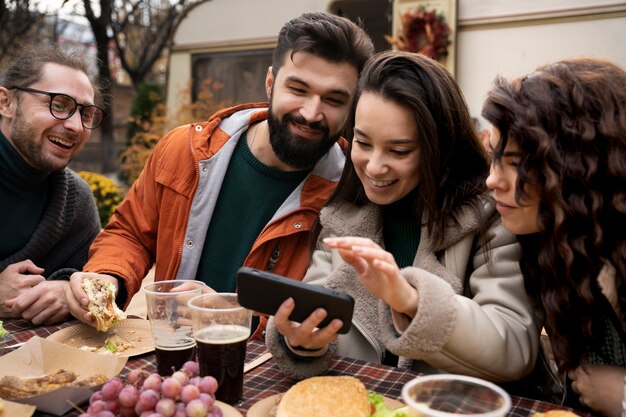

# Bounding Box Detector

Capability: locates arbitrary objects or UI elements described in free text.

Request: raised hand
[323,237,418,316]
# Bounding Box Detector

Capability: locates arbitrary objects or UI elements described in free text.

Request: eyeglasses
[12,86,106,129]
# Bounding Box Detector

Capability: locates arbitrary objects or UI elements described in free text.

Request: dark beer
[195,324,250,404]
[155,339,196,376]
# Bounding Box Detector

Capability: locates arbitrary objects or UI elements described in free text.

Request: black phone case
[236,267,354,334]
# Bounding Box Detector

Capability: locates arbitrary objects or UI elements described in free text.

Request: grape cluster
[78,361,222,417]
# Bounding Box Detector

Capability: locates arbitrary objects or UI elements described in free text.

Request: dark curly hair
[482,58,626,372]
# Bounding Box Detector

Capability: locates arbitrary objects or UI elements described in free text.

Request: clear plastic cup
[142,280,206,375]
[188,292,252,405]
[402,374,512,417]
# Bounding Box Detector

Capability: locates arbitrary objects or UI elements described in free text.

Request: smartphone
[236,267,355,334]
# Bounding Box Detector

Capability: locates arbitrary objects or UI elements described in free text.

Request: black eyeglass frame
[12,86,106,130]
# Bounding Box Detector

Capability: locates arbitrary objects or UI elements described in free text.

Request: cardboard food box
[0,398,36,417]
[0,336,127,415]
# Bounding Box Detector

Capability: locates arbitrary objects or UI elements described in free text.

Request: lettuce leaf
[0,320,8,339]
[369,391,410,417]
[104,340,118,352]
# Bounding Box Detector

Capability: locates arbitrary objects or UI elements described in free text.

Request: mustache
[283,113,328,133]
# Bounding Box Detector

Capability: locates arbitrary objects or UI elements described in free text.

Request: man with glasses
[0,46,103,324]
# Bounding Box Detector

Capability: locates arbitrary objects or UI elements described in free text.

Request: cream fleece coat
[266,196,541,383]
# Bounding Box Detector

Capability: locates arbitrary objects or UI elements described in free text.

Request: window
[192,49,273,105]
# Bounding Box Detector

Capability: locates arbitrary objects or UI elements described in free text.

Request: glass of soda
[188,292,252,405]
[142,280,206,376]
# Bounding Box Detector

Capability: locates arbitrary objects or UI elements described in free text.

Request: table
[1,318,594,417]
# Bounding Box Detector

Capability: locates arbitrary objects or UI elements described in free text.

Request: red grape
[180,384,200,403]
[88,399,106,414]
[142,373,162,391]
[102,377,123,400]
[127,369,148,386]
[90,390,104,404]
[155,398,176,417]
[198,392,215,410]
[185,399,207,417]
[135,389,159,414]
[198,376,218,395]
[161,377,182,399]
[181,361,199,377]
[171,371,188,386]
[119,385,139,408]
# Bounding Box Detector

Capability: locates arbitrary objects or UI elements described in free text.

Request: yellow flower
[77,171,126,226]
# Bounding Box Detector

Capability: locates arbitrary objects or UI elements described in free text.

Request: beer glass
[143,280,206,376]
[402,374,511,417]
[188,293,252,404]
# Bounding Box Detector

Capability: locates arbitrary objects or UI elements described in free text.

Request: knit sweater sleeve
[47,170,100,280]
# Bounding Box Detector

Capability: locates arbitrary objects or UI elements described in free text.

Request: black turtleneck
[0,131,50,259]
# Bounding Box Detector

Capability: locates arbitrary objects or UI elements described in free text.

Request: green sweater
[382,188,420,268]
[196,130,310,292]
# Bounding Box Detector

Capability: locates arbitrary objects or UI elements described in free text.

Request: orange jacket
[85,104,346,330]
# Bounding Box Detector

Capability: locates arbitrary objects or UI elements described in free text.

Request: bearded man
[66,12,374,337]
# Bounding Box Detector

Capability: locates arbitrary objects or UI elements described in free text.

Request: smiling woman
[267,51,550,401]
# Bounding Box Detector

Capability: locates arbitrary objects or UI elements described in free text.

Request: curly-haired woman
[483,58,626,417]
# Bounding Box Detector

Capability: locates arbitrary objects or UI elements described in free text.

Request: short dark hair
[272,12,374,78]
[330,51,488,246]
[1,45,101,106]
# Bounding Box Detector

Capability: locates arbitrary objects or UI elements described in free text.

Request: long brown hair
[320,51,488,247]
[482,58,626,371]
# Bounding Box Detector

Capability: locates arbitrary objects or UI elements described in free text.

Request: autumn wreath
[386,7,452,61]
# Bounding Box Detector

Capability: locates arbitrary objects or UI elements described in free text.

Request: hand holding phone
[236,267,354,334]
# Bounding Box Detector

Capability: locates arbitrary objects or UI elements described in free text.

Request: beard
[10,106,77,172]
[267,102,342,170]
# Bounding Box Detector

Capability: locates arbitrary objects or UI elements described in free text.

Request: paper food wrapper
[0,336,127,415]
[0,398,36,417]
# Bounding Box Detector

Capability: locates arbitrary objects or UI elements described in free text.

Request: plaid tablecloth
[0,318,595,417]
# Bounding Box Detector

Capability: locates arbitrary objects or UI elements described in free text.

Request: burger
[270,376,409,417]
[81,278,126,332]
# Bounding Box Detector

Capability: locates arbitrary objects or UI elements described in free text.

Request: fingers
[8,282,70,325]
[324,236,380,249]
[352,245,397,266]
[273,297,297,333]
[274,298,341,350]
[66,272,95,325]
[170,281,207,293]
[10,259,46,275]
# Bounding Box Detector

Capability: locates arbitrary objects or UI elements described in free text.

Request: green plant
[119,79,231,186]
[126,81,165,142]
[77,171,126,227]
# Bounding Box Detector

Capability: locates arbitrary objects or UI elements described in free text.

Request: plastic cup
[142,280,206,376]
[188,293,252,405]
[402,374,512,417]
